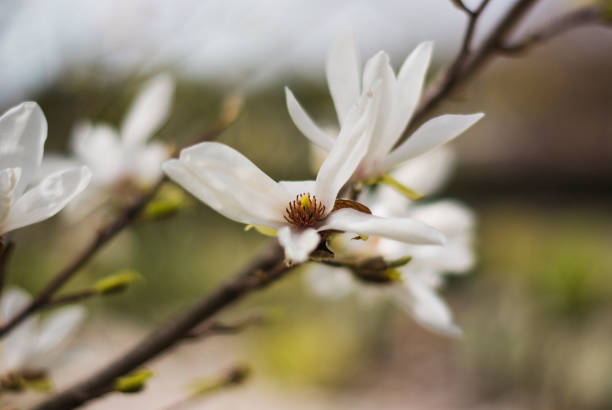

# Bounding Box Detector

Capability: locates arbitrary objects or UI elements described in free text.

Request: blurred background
[2,0,612,408]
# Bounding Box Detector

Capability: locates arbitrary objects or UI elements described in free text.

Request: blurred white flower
[75,73,174,186]
[163,86,445,263]
[0,102,91,235]
[50,73,174,218]
[0,287,85,374]
[286,31,483,181]
[307,199,475,337]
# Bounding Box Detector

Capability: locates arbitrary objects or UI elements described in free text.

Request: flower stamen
[284,193,326,227]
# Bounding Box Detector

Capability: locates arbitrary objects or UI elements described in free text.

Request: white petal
[285,87,335,151]
[0,102,47,196]
[392,275,462,337]
[1,286,30,321]
[326,30,361,126]
[3,166,91,233]
[314,82,381,210]
[33,307,85,358]
[360,52,401,164]
[319,208,445,245]
[277,226,320,263]
[162,143,287,227]
[120,73,175,145]
[382,113,484,172]
[1,287,36,371]
[71,121,124,185]
[130,141,168,185]
[305,264,355,299]
[393,42,433,135]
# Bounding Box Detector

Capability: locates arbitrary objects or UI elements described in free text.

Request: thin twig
[0,241,15,297]
[497,5,608,55]
[33,243,292,410]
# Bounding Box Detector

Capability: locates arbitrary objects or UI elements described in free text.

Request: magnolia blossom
[307,200,475,336]
[0,102,91,234]
[286,31,483,181]
[0,287,85,375]
[163,88,445,263]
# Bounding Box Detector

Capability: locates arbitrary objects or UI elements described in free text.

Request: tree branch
[497,5,609,55]
[33,243,294,410]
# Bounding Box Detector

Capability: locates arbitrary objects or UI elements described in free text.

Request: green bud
[114,369,154,393]
[94,269,141,295]
[143,184,189,220]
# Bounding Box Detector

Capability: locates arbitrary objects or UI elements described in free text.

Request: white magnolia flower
[163,88,445,263]
[0,287,85,374]
[75,73,174,187]
[0,102,91,234]
[306,199,475,337]
[286,31,483,181]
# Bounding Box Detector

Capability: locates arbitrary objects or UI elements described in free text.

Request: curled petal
[319,208,445,245]
[278,226,320,263]
[3,166,91,234]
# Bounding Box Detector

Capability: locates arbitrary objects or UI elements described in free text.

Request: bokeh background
[2,0,612,408]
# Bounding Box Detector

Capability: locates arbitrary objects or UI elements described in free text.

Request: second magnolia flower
[162,83,445,262]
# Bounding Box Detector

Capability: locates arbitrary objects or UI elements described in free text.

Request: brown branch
[497,5,608,55]
[0,178,166,338]
[33,243,294,410]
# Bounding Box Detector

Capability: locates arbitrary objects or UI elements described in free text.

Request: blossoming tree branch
[0,0,607,409]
